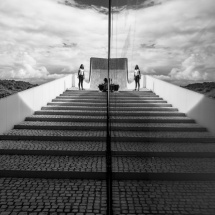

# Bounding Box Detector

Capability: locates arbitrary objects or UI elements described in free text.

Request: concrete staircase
[1,89,215,214]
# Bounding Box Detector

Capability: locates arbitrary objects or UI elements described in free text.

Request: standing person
[134,65,141,91]
[78,64,85,90]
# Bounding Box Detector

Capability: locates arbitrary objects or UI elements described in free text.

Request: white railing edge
[0,74,73,134]
[144,75,215,136]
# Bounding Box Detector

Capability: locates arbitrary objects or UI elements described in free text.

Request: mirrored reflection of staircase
[0,89,215,214]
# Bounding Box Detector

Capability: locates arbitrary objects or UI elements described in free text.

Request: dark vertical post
[106,0,112,214]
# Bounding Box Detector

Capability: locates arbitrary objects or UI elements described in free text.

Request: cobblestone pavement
[53,99,167,104]
[112,142,215,152]
[18,121,106,127]
[48,102,108,107]
[111,122,201,128]
[0,178,106,214]
[3,130,105,137]
[27,115,192,122]
[112,180,215,215]
[59,96,160,99]
[2,89,215,214]
[43,106,178,111]
[36,110,184,116]
[0,140,105,151]
[112,157,215,173]
[111,131,214,139]
[0,155,105,172]
[56,97,162,101]
[110,103,172,107]
[27,115,107,120]
[49,102,172,107]
[17,121,203,129]
[2,129,213,140]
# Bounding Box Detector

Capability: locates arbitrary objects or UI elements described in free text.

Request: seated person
[98,78,119,92]
[98,78,108,92]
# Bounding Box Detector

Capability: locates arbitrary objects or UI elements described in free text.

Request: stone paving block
[25,115,194,124]
[43,106,178,112]
[53,98,166,104]
[35,110,184,117]
[112,142,215,153]
[15,122,205,132]
[112,180,215,215]
[0,178,106,214]
[2,129,105,138]
[0,155,106,172]
[0,140,105,152]
[111,130,214,140]
[26,115,107,121]
[112,157,215,174]
[48,102,172,107]
[1,89,215,214]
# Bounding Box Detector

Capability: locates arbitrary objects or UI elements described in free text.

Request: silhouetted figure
[134,65,141,91]
[98,78,119,92]
[78,64,85,90]
[103,78,108,92]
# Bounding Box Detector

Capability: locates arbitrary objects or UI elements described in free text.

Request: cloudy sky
[0,0,215,85]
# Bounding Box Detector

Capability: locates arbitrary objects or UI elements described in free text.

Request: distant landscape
[0,80,38,99]
[1,79,215,100]
[182,82,215,99]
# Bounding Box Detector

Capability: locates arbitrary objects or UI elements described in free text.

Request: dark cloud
[63,43,77,48]
[141,43,156,49]
[60,0,165,14]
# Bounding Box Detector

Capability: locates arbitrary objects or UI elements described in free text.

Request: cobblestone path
[0,89,215,214]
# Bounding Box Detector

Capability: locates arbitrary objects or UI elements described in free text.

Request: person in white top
[78,64,85,90]
[134,65,141,91]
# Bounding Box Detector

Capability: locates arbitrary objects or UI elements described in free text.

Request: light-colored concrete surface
[145,75,215,136]
[0,75,73,134]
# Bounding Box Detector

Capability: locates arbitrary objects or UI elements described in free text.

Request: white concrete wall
[145,75,215,136]
[0,75,73,134]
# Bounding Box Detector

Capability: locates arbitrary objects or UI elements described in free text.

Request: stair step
[15,122,206,132]
[1,130,214,142]
[112,142,215,157]
[48,102,172,107]
[64,90,153,94]
[60,94,159,98]
[0,130,106,141]
[25,115,194,123]
[1,155,215,180]
[1,140,214,157]
[112,180,215,214]
[0,140,105,155]
[0,178,106,214]
[0,155,106,179]
[52,99,167,103]
[42,106,178,111]
[34,110,184,117]
[111,131,215,142]
[112,157,215,180]
[2,88,215,214]
[56,96,162,101]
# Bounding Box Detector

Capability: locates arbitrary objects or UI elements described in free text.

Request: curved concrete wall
[90,58,128,90]
[145,75,215,136]
[0,75,72,134]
